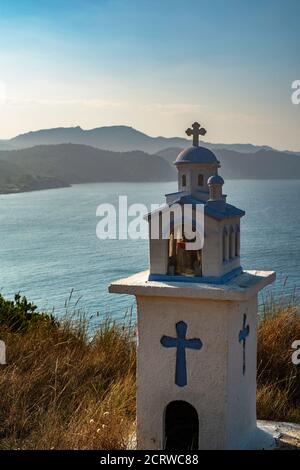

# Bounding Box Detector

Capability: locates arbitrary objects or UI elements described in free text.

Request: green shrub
[0,293,58,332]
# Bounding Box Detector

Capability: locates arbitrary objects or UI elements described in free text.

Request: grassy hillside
[0,294,136,450]
[0,294,299,449]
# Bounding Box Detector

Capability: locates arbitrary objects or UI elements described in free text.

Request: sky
[0,0,299,150]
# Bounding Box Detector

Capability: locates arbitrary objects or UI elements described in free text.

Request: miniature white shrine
[109,122,276,450]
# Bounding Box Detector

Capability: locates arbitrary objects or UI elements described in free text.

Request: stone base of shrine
[127,421,300,450]
[109,270,276,450]
[235,420,300,450]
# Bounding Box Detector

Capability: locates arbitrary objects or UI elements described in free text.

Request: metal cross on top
[161,321,203,387]
[239,314,250,375]
[185,122,207,147]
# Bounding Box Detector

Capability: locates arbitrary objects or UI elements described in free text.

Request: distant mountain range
[0,125,299,194]
[0,125,288,154]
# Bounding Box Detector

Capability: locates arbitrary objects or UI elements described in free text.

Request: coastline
[0,177,71,195]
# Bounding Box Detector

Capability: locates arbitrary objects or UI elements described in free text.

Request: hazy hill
[0,144,176,187]
[0,125,287,154]
[1,141,300,195]
[0,126,188,154]
[0,158,70,194]
[0,159,23,181]
[156,147,300,179]
[217,148,300,179]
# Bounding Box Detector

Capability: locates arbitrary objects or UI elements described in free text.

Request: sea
[0,180,300,327]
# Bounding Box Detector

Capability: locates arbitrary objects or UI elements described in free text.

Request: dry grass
[257,300,300,423]
[0,295,299,449]
[0,316,136,450]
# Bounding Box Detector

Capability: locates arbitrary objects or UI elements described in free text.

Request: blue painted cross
[239,314,250,375]
[161,321,203,387]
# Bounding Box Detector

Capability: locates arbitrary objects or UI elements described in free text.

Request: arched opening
[182,174,186,187]
[168,227,202,277]
[198,174,204,186]
[222,227,228,262]
[229,226,235,259]
[235,226,240,257]
[164,400,199,450]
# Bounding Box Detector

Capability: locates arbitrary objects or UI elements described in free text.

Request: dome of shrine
[175,146,219,166]
[208,174,224,185]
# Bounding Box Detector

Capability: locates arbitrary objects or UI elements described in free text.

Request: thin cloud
[5,97,127,109]
[141,103,209,116]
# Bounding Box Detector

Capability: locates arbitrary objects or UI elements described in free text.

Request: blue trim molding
[148,266,243,285]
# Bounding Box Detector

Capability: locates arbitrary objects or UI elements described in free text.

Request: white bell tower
[109,122,276,450]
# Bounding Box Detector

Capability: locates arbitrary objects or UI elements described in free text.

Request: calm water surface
[0,180,299,324]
